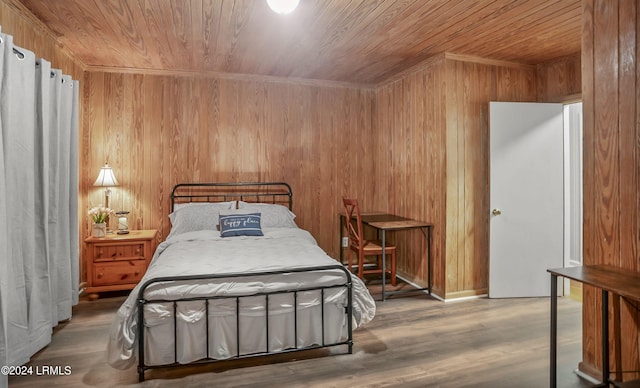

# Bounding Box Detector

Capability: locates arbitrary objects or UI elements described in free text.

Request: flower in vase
[88,206,114,224]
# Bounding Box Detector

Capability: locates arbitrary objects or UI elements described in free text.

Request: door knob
[492,208,502,216]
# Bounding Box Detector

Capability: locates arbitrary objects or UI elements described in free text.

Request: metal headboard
[170,182,293,212]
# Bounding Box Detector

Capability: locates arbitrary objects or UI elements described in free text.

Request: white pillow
[172,201,234,212]
[167,202,234,238]
[230,201,297,228]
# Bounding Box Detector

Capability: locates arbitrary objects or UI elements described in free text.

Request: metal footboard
[136,265,353,382]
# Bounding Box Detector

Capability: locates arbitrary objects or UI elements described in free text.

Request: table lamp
[93,162,118,211]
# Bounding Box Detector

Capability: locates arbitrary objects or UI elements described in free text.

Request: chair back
[342,198,364,249]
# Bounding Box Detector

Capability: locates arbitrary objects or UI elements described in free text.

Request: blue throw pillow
[219,213,263,237]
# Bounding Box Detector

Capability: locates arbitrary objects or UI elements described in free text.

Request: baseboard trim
[443,294,488,303]
[574,368,600,385]
[445,289,489,300]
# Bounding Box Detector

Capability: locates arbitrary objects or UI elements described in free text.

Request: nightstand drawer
[93,260,146,286]
[92,242,145,262]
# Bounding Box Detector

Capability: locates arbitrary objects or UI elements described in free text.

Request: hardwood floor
[9,292,591,387]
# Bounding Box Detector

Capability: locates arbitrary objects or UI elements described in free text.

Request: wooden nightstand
[84,229,158,300]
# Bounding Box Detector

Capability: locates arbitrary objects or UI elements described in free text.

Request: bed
[106,182,376,381]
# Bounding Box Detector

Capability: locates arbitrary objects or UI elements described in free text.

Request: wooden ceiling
[15,0,581,85]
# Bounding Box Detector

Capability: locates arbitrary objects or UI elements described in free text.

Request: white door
[489,102,564,298]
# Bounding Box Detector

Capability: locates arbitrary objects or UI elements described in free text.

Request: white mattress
[107,228,376,369]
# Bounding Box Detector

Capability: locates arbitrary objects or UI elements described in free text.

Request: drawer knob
[97,273,103,279]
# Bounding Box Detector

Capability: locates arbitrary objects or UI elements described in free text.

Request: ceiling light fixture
[266,0,299,14]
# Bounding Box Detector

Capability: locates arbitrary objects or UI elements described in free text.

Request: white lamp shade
[93,164,119,187]
[267,0,299,14]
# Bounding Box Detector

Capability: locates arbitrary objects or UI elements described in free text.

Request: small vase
[92,222,107,238]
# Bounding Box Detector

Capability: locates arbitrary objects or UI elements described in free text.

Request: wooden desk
[340,212,433,301]
[548,265,640,387]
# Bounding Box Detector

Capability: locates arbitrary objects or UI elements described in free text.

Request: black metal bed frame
[171,182,293,212]
[136,182,353,382]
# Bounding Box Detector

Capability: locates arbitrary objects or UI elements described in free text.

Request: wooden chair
[342,198,396,286]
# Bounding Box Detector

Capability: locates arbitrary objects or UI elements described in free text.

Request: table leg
[613,294,622,383]
[427,226,431,293]
[550,274,558,388]
[381,229,386,301]
[339,215,344,265]
[602,289,609,386]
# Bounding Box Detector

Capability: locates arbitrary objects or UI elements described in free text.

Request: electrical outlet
[341,236,349,247]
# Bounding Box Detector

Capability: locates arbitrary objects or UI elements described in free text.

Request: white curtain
[0,28,79,387]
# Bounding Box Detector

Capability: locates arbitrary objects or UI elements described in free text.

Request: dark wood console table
[548,265,640,387]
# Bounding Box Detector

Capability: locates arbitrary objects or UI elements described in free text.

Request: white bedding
[107,227,376,369]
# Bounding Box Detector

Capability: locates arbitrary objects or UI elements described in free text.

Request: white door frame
[563,102,583,295]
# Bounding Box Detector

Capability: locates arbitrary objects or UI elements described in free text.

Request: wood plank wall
[83,54,560,301]
[82,72,375,262]
[1,0,583,302]
[374,54,543,298]
[0,0,87,280]
[1,0,584,302]
[0,1,84,79]
[444,56,539,298]
[582,0,640,381]
[536,53,582,102]
[373,56,447,295]
[6,0,621,378]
